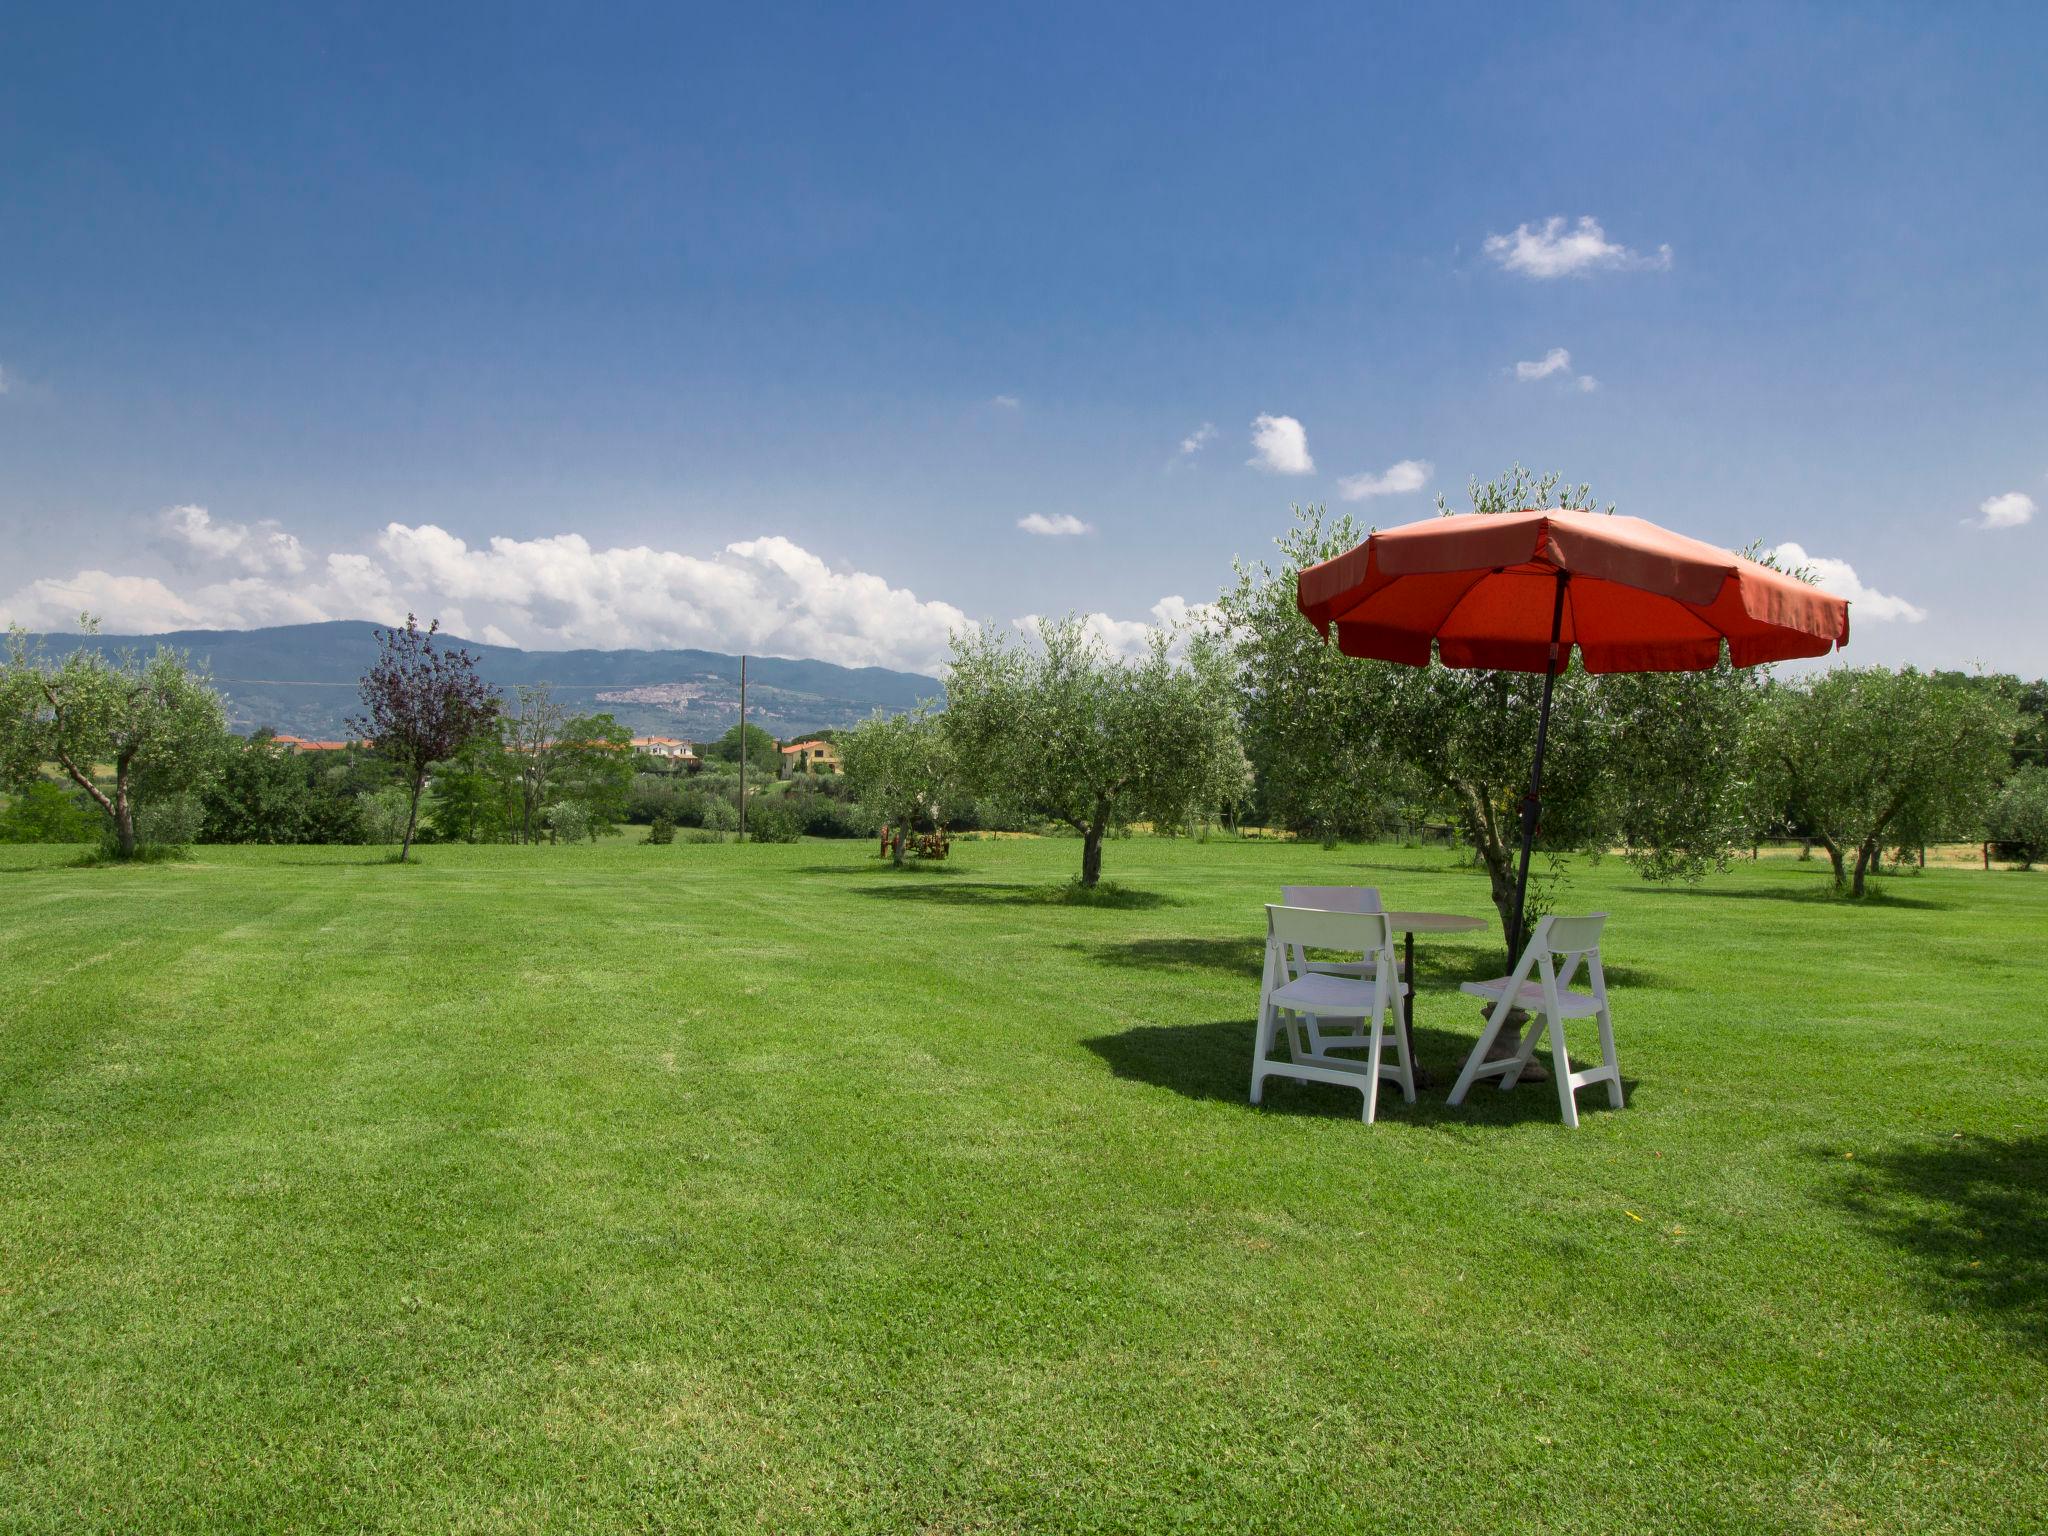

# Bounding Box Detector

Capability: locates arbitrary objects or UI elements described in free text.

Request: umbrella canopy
[1294,509,1851,961]
[1296,509,1849,673]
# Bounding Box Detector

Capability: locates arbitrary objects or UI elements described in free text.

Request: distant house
[779,739,840,778]
[632,736,698,763]
[271,734,367,752]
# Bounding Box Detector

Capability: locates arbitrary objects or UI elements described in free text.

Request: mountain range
[25,622,941,741]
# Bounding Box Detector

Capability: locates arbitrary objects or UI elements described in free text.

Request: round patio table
[1382,910,1488,1088]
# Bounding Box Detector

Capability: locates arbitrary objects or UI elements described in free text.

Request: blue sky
[3,1,2043,674]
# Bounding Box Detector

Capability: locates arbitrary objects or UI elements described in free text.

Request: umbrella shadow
[1072,935,1667,991]
[1819,1134,2048,1351]
[1082,1018,1633,1127]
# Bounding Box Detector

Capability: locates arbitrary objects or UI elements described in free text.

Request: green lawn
[3,837,2044,1534]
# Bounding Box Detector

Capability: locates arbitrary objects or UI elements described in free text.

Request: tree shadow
[1638,884,1944,912]
[790,860,969,877]
[1823,1134,2048,1350]
[1072,936,1265,977]
[1082,1019,1633,1127]
[856,881,1177,910]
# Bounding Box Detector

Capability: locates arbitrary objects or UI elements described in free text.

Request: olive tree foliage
[1745,667,2014,895]
[1217,469,1767,957]
[1215,505,1420,844]
[839,704,953,865]
[1987,765,2048,868]
[504,683,566,843]
[0,621,227,857]
[944,616,1246,886]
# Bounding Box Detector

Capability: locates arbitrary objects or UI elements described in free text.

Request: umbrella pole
[1507,571,1569,965]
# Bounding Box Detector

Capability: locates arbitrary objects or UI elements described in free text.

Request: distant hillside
[26,622,941,740]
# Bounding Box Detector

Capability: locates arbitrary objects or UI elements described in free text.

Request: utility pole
[737,654,748,842]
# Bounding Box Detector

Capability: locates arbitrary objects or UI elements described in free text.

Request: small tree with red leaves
[351,615,499,861]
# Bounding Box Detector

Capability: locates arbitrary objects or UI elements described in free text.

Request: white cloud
[990,394,1021,409]
[1337,458,1433,501]
[1011,596,1219,660]
[0,568,333,634]
[1484,216,1672,279]
[1515,348,1573,381]
[1179,422,1217,455]
[161,504,307,575]
[370,525,970,670]
[1017,513,1093,537]
[1247,413,1314,475]
[1769,543,1926,623]
[1513,347,1599,392]
[1972,491,2036,530]
[4,522,975,673]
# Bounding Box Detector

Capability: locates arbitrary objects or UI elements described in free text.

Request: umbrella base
[1480,1004,1550,1083]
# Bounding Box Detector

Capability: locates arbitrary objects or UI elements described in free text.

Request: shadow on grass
[1083,1018,1633,1126]
[273,855,422,867]
[856,880,1178,910]
[1074,936,1266,977]
[1825,1134,2048,1350]
[791,860,969,877]
[1639,883,1944,912]
[1071,934,1667,991]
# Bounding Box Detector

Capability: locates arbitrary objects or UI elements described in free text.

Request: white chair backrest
[1281,885,1383,914]
[1266,903,1391,957]
[1540,913,1607,956]
[1510,913,1610,1000]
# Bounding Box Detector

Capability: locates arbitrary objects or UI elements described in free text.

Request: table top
[1383,910,1488,934]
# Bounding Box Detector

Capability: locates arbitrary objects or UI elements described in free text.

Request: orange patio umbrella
[1296,509,1851,957]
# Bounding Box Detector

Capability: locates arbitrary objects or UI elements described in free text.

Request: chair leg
[1388,1002,1416,1103]
[1448,995,1517,1106]
[1545,1015,1579,1128]
[1497,1010,1546,1091]
[1362,1017,1384,1123]
[1250,999,1277,1104]
[1596,1007,1624,1109]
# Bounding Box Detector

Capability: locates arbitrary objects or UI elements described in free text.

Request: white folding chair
[1447,914,1622,1128]
[1252,904,1413,1123]
[1278,886,1406,1055]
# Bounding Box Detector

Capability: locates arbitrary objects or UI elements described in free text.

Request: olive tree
[0,622,227,857]
[840,704,953,864]
[1987,765,2048,868]
[1746,667,2014,895]
[945,616,1245,886]
[1217,471,1768,958]
[504,683,566,843]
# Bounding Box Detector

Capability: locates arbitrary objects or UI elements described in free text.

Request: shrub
[128,794,205,850]
[701,798,739,833]
[627,775,684,825]
[647,813,676,845]
[544,801,594,844]
[784,785,871,838]
[359,787,416,844]
[0,781,100,843]
[742,796,803,843]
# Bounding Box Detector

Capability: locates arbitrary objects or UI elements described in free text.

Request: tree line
[831,471,2047,926]
[7,477,2046,910]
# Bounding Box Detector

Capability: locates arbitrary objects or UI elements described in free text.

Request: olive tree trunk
[1080,825,1105,886]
